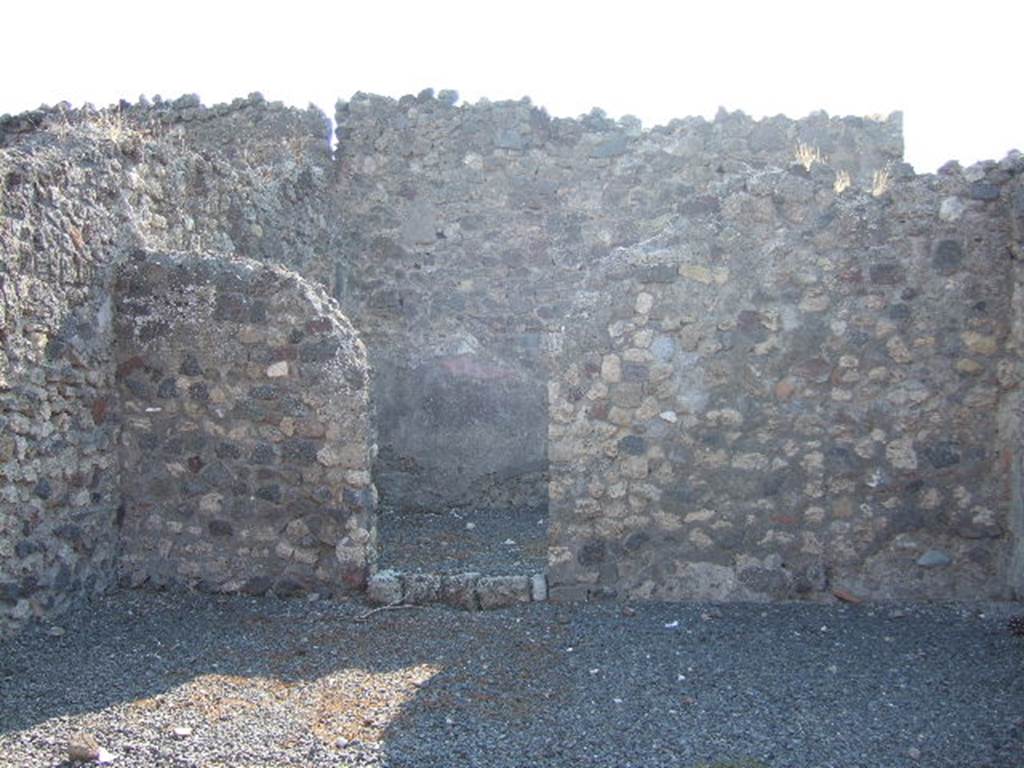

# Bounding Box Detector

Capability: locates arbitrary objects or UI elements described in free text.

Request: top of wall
[0,93,332,166]
[3,90,901,178]
[336,89,905,186]
[1,89,1018,196]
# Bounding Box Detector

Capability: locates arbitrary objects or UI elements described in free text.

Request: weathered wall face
[115,250,375,595]
[1010,172,1024,597]
[118,94,336,281]
[329,91,1021,602]
[332,94,554,513]
[329,92,903,515]
[0,121,135,635]
[547,157,1023,602]
[1,90,1021,631]
[1,96,337,633]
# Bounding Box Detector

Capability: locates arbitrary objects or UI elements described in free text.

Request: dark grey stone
[33,479,52,500]
[188,382,209,401]
[239,576,273,595]
[157,377,179,398]
[179,354,202,376]
[249,385,278,400]
[213,293,249,322]
[272,578,307,597]
[633,265,679,284]
[215,442,241,460]
[281,439,318,464]
[924,441,961,469]
[933,240,963,274]
[342,487,375,513]
[250,443,276,465]
[255,485,282,503]
[299,339,340,363]
[618,435,646,456]
[662,485,699,513]
[969,181,1001,201]
[440,572,480,610]
[14,540,42,558]
[0,582,22,604]
[869,262,905,285]
[578,541,607,566]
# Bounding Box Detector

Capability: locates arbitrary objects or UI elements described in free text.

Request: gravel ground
[1,591,1022,768]
[377,508,547,575]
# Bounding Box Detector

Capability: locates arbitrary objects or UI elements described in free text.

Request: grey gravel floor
[377,507,548,575]
[1,591,1022,768]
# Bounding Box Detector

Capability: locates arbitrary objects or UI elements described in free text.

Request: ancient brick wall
[114,250,375,595]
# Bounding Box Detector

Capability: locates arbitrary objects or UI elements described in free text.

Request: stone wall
[547,155,1024,602]
[115,250,375,595]
[330,92,903,515]
[1,97,337,633]
[1,116,136,635]
[1,90,1021,634]
[1009,171,1024,597]
[328,91,1021,602]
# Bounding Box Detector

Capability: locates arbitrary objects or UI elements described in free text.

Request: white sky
[4,1,1021,172]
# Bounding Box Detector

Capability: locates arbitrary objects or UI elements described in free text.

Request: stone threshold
[367,569,548,610]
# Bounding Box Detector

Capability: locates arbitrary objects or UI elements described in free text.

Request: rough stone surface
[115,250,375,596]
[367,568,547,611]
[531,572,549,602]
[400,573,442,605]
[547,150,1024,602]
[1,92,1022,634]
[67,732,101,763]
[917,549,953,568]
[331,97,902,516]
[1,96,336,633]
[440,572,481,610]
[366,569,402,605]
[477,575,532,609]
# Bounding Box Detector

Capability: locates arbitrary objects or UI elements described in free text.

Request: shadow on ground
[0,590,1022,767]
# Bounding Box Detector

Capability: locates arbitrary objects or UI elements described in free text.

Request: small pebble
[68,733,100,763]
